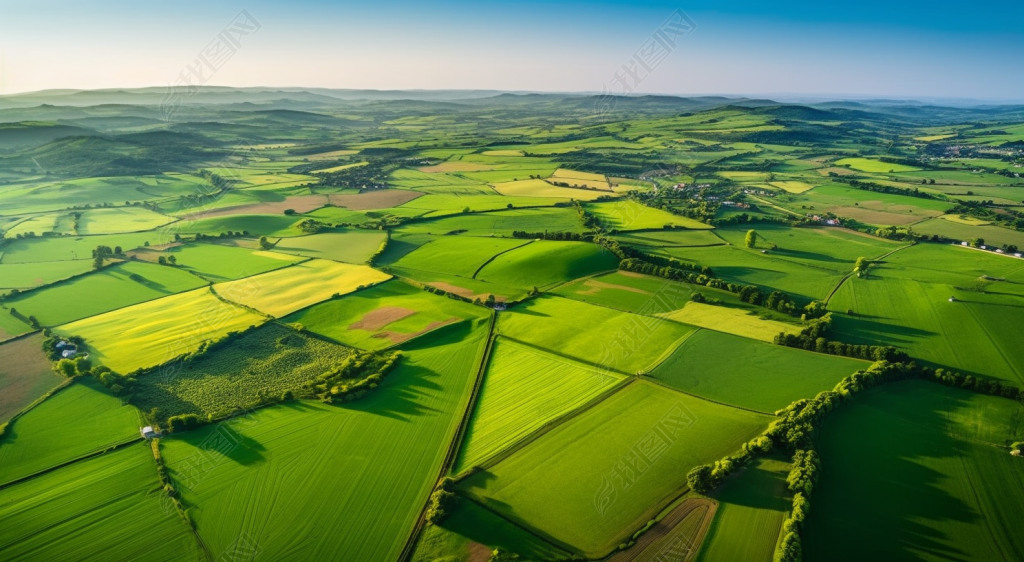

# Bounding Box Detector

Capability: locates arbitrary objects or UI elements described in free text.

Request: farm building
[141,426,157,439]
[61,347,78,358]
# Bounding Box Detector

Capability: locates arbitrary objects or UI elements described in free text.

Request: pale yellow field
[769,180,817,194]
[914,133,956,142]
[214,259,391,317]
[481,150,525,157]
[940,214,992,226]
[548,168,611,190]
[491,179,609,200]
[658,302,802,342]
[306,149,359,161]
[57,288,266,373]
[311,161,368,174]
[717,171,768,181]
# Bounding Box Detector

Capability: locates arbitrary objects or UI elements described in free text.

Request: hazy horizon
[2,0,1022,101]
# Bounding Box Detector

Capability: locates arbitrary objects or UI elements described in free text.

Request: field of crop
[804,380,1024,561]
[549,168,611,189]
[131,323,353,419]
[460,381,770,557]
[77,207,176,234]
[614,229,726,248]
[0,334,63,423]
[491,178,609,199]
[497,295,696,374]
[57,287,266,373]
[455,338,624,472]
[649,330,867,412]
[215,259,391,317]
[658,302,803,343]
[769,180,816,194]
[155,242,303,281]
[835,157,921,173]
[829,247,1024,386]
[161,324,488,561]
[0,311,31,340]
[551,270,703,314]
[174,213,299,237]
[0,443,203,561]
[475,240,620,290]
[588,200,712,230]
[6,260,208,326]
[696,457,791,562]
[285,279,486,349]
[0,378,140,485]
[271,230,388,263]
[779,183,949,226]
[392,236,528,278]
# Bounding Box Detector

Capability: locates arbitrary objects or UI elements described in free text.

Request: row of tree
[773,314,910,362]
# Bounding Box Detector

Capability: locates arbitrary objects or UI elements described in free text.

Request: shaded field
[475,240,620,290]
[0,333,64,424]
[804,380,1024,562]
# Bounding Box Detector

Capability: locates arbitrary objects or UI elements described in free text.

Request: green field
[804,380,1024,561]
[285,279,487,349]
[271,230,388,263]
[455,337,624,472]
[588,200,712,231]
[131,323,354,420]
[214,259,391,317]
[551,270,702,314]
[0,333,63,424]
[391,236,529,278]
[6,260,208,326]
[696,457,792,562]
[395,207,585,237]
[0,310,32,340]
[475,240,620,290]
[648,329,868,412]
[835,157,921,173]
[0,378,140,486]
[161,323,488,561]
[0,260,93,292]
[497,295,696,374]
[0,443,203,561]
[57,287,266,373]
[0,232,174,263]
[614,229,726,248]
[829,245,1024,385]
[460,381,770,557]
[77,206,176,234]
[912,217,1024,249]
[158,242,304,281]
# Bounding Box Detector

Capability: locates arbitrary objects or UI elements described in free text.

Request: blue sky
[1,0,1022,100]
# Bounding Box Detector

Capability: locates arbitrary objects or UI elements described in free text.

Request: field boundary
[823,241,916,305]
[470,239,535,279]
[453,368,635,479]
[396,311,496,562]
[0,435,143,491]
[605,497,718,562]
[492,334,633,378]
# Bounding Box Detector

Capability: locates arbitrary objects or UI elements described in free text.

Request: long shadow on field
[829,314,935,349]
[770,248,847,265]
[804,381,981,562]
[333,363,442,422]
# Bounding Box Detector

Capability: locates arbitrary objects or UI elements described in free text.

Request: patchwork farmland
[1,89,1023,562]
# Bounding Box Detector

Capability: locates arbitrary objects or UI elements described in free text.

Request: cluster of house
[743,189,776,197]
[54,340,78,359]
[670,182,712,190]
[959,241,1023,258]
[721,201,751,209]
[807,215,841,226]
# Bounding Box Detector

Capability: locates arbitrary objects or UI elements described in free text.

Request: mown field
[657,302,803,343]
[496,295,696,374]
[648,330,868,413]
[804,380,1024,561]
[161,323,488,561]
[131,323,354,420]
[0,333,64,424]
[214,259,391,318]
[0,443,202,561]
[455,337,624,472]
[57,287,266,373]
[460,380,770,557]
[0,378,140,486]
[285,279,487,349]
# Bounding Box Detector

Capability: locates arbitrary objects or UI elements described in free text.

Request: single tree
[745,229,758,249]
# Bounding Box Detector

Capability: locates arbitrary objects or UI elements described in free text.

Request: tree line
[773,313,910,362]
